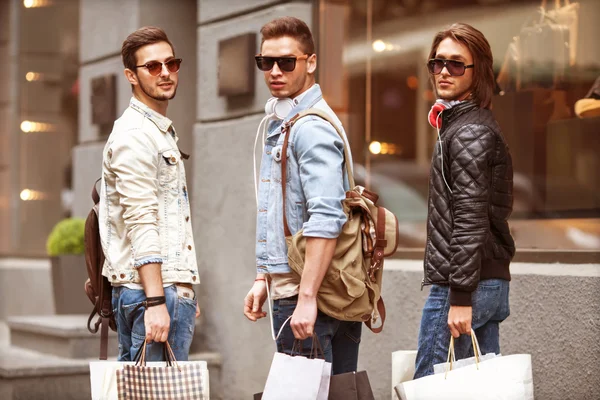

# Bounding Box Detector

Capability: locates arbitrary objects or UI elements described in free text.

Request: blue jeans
[112,285,197,362]
[414,279,510,379]
[272,295,362,375]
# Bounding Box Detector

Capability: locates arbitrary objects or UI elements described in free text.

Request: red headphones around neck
[428,102,447,129]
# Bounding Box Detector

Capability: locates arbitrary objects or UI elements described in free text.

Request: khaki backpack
[84,179,116,359]
[281,109,399,333]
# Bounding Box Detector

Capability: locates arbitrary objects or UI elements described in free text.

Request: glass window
[0,1,79,255]
[316,0,600,251]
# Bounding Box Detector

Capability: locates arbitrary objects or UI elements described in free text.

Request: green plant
[46,218,86,256]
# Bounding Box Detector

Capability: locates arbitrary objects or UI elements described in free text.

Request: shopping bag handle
[290,334,326,360]
[444,329,482,378]
[133,339,180,370]
[275,314,326,360]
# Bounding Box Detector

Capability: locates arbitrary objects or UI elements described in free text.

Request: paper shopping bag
[90,360,209,400]
[391,350,417,399]
[328,370,375,400]
[395,332,533,400]
[261,351,331,400]
[91,340,209,400]
[432,332,499,375]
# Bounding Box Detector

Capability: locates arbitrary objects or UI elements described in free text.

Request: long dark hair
[428,23,495,109]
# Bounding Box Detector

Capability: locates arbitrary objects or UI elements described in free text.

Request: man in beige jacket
[99,26,199,361]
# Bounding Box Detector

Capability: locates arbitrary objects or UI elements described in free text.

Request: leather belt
[176,282,193,289]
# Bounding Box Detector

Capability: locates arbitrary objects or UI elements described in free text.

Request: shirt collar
[284,83,322,122]
[292,84,315,106]
[266,84,323,138]
[128,96,174,135]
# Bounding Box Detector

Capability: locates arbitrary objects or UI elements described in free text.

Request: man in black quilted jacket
[414,23,516,378]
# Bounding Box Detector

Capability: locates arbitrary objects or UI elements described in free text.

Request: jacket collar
[442,101,478,128]
[128,96,175,137]
[285,83,323,123]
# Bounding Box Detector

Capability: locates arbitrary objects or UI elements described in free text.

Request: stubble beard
[139,79,177,102]
[436,82,471,102]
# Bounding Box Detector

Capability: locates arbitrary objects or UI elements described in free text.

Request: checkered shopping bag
[116,341,206,399]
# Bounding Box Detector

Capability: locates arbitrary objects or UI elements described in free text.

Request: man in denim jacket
[99,27,200,361]
[243,17,360,374]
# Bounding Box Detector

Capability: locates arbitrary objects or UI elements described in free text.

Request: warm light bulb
[20,121,32,132]
[23,0,35,8]
[20,189,32,201]
[372,40,386,53]
[369,141,382,155]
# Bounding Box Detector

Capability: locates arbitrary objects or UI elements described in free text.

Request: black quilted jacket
[423,102,515,306]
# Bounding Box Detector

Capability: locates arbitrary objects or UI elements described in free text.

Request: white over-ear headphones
[252,97,296,206]
[265,97,295,120]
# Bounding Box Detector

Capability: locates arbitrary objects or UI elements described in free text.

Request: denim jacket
[99,97,199,285]
[256,84,353,274]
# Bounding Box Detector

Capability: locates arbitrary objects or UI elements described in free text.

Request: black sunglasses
[255,54,309,72]
[135,58,182,76]
[427,58,474,76]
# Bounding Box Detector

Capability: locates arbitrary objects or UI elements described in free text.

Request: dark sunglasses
[135,58,182,76]
[427,58,474,76]
[255,54,309,72]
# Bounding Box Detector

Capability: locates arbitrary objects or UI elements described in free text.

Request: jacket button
[192,276,197,281]
[188,245,192,250]
[120,274,125,279]
[112,275,117,280]
[186,216,190,222]
[170,157,176,163]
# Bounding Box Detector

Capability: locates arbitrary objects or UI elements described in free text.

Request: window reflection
[318,0,600,250]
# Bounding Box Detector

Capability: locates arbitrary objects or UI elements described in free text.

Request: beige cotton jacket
[99,97,199,285]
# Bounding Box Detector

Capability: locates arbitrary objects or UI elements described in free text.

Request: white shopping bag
[433,352,499,374]
[395,331,534,400]
[432,332,499,375]
[262,351,332,400]
[89,360,209,400]
[391,350,417,399]
[260,313,331,400]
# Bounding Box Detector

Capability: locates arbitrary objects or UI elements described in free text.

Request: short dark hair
[121,26,174,71]
[260,17,315,55]
[428,23,495,109]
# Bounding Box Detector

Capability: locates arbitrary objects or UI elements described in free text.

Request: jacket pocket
[159,149,180,188]
[270,145,292,184]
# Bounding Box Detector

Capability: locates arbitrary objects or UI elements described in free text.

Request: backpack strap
[89,177,113,360]
[364,297,386,334]
[370,206,387,279]
[100,316,110,360]
[281,109,355,237]
[91,178,101,205]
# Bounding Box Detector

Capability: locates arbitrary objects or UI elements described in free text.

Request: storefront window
[1,1,79,255]
[317,0,600,251]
